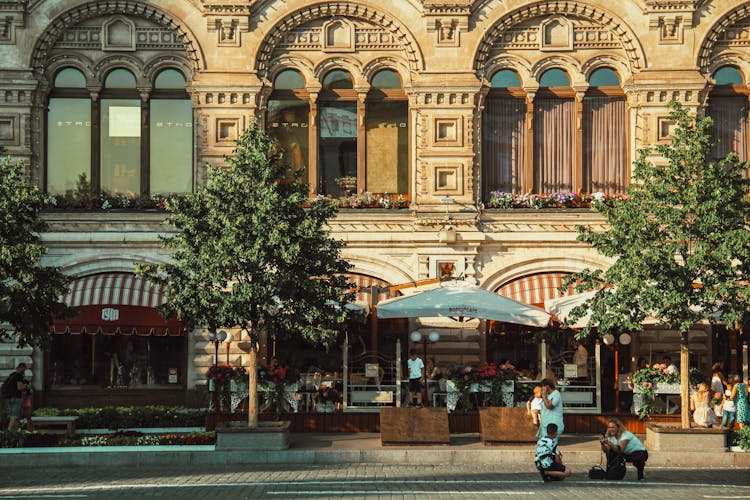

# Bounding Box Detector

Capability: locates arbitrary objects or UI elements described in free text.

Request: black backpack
[1,374,16,398]
[606,455,627,480]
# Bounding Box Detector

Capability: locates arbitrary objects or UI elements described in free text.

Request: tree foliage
[565,102,750,337]
[137,121,355,346]
[0,156,72,347]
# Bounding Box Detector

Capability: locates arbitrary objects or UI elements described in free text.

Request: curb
[1,446,748,469]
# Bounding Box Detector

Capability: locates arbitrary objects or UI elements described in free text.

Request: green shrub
[33,406,206,429]
[0,430,25,448]
[730,427,750,451]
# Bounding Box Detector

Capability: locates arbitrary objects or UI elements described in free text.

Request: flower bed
[0,429,215,448]
[448,363,520,411]
[486,191,627,209]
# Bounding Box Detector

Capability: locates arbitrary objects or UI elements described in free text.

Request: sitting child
[534,423,572,481]
[527,386,543,425]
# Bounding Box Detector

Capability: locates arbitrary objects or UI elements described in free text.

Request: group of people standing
[691,362,749,429]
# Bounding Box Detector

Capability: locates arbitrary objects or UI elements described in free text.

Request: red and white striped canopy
[53,273,182,336]
[64,273,166,308]
[496,272,574,307]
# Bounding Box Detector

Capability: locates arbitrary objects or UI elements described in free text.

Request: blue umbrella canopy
[376,285,550,327]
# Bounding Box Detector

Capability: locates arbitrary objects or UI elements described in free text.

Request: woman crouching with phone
[599,418,648,481]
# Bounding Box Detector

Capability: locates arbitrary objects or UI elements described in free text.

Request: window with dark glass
[267,69,310,176]
[534,68,575,192]
[319,70,358,197]
[483,69,527,197]
[365,69,408,194]
[583,68,627,193]
[707,66,747,162]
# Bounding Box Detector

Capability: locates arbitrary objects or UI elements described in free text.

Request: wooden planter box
[479,407,538,444]
[379,407,450,445]
[646,422,727,452]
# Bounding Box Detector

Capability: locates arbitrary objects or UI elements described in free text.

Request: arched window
[483,69,526,196]
[264,66,411,200]
[150,69,193,194]
[319,69,357,196]
[534,68,575,192]
[583,68,627,193]
[707,66,747,162]
[47,68,91,194]
[366,69,408,194]
[46,65,193,197]
[267,69,310,176]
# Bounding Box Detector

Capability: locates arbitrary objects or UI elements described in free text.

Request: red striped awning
[496,272,574,307]
[347,274,400,305]
[52,273,183,336]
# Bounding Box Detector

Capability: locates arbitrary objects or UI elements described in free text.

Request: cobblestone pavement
[1,464,748,499]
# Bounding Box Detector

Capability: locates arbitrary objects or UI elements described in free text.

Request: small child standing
[722,373,738,430]
[526,386,543,425]
[534,423,572,481]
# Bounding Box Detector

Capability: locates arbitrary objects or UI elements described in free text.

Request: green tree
[0,156,72,347]
[138,122,354,428]
[565,102,750,428]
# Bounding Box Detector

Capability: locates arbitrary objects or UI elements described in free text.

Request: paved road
[1,464,749,499]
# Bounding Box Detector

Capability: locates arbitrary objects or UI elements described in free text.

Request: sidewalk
[2,433,748,469]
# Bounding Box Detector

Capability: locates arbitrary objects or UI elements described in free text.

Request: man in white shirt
[407,349,425,408]
[663,356,679,376]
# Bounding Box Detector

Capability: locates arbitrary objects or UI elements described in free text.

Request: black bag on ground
[605,455,627,480]
[588,465,606,480]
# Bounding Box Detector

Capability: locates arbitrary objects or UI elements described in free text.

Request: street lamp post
[603,332,632,413]
[207,330,228,413]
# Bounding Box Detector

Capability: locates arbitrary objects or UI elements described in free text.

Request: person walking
[536,378,564,440]
[600,418,648,481]
[3,363,28,431]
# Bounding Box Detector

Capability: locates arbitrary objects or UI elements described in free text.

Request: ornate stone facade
[0,0,742,397]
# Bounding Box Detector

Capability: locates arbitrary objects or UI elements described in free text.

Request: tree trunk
[248,346,258,429]
[680,331,690,429]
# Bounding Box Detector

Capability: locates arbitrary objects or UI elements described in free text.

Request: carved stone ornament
[645,0,698,45]
[201,0,251,47]
[0,0,27,45]
[424,0,470,47]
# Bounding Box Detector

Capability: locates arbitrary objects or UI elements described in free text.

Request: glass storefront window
[50,334,185,387]
[101,99,141,195]
[47,98,91,194]
[365,101,407,193]
[150,99,192,193]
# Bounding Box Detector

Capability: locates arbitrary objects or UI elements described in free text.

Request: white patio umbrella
[544,291,597,329]
[376,284,551,327]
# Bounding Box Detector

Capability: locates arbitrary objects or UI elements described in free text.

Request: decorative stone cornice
[0,0,27,44]
[201,1,252,47]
